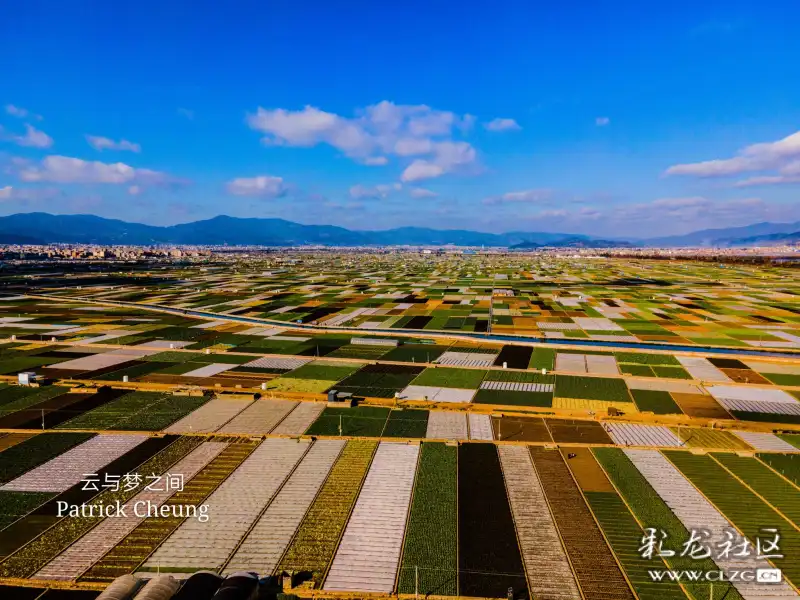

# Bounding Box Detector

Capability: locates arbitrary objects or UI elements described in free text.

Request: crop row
[276,439,377,586]
[664,451,800,589]
[529,446,633,600]
[758,453,800,486]
[582,488,686,600]
[711,453,800,526]
[56,392,171,430]
[592,448,743,600]
[669,428,750,450]
[81,439,257,582]
[0,435,193,577]
[0,433,94,485]
[398,442,457,596]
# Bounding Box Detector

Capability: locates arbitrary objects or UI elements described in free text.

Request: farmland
[0,252,800,598]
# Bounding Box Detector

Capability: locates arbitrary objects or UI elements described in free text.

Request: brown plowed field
[529,447,634,600]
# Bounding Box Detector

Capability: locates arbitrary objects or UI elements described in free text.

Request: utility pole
[415,566,419,600]
[41,409,45,430]
[339,414,343,437]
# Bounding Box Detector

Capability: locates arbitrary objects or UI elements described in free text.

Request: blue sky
[1,0,799,237]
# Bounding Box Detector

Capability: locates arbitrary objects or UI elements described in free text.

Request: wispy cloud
[86,135,141,153]
[5,104,42,120]
[595,117,610,126]
[177,108,194,120]
[0,124,53,148]
[410,187,438,198]
[483,188,554,205]
[665,129,800,186]
[484,118,521,132]
[349,183,401,200]
[226,175,288,198]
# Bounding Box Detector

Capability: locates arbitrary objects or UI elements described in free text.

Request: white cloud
[483,188,553,205]
[178,108,194,120]
[226,175,287,198]
[247,100,478,180]
[18,155,175,186]
[86,135,141,153]
[6,105,27,118]
[128,185,142,196]
[1,124,53,148]
[349,182,402,200]
[733,175,800,188]
[595,117,610,126]
[5,104,42,120]
[484,118,521,132]
[665,130,800,181]
[0,185,62,202]
[401,160,445,182]
[410,187,438,198]
[394,137,434,156]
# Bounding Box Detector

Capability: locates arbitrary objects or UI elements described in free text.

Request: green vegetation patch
[0,386,70,417]
[763,373,800,387]
[630,389,682,415]
[398,443,458,596]
[652,366,692,379]
[382,409,429,438]
[712,453,800,525]
[284,361,362,381]
[0,432,94,485]
[620,364,655,377]
[382,344,447,363]
[529,347,556,370]
[615,352,680,366]
[592,448,743,600]
[0,491,54,530]
[584,491,687,599]
[411,367,487,389]
[664,451,800,588]
[304,406,390,436]
[554,375,632,402]
[758,453,800,486]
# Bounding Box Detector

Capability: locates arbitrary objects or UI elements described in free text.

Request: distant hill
[642,221,800,247]
[0,212,793,248]
[725,230,800,246]
[0,232,44,244]
[511,237,635,249]
[0,213,603,247]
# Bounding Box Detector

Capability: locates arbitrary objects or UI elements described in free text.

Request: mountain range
[0,212,797,248]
